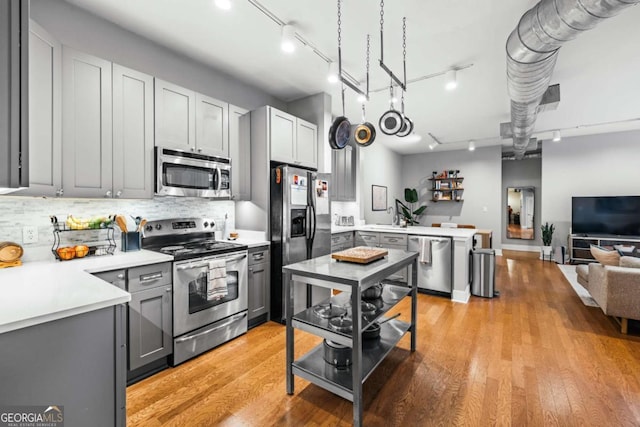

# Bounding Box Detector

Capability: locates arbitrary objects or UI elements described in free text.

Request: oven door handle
[176,254,247,271]
[174,312,248,343]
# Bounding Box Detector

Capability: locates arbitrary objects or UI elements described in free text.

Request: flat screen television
[572,196,640,236]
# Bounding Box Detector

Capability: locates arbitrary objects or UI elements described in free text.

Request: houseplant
[395,188,426,226]
[541,222,555,257]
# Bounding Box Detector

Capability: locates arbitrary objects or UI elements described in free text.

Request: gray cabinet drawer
[128,262,172,292]
[380,233,407,247]
[355,232,379,246]
[249,246,270,266]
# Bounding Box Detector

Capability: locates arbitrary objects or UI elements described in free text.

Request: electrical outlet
[23,226,38,244]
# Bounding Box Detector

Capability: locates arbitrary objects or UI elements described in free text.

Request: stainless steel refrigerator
[270,164,332,322]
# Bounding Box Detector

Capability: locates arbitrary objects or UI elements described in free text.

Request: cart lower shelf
[292,318,410,402]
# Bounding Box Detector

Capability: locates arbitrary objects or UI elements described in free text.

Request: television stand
[569,234,640,264]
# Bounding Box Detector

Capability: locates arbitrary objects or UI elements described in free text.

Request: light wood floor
[127,252,640,426]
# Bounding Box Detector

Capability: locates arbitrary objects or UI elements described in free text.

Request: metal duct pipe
[506,0,639,158]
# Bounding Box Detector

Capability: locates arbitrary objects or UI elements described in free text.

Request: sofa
[576,257,640,334]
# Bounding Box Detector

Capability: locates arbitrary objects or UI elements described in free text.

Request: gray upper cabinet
[62,47,113,198]
[269,106,318,169]
[295,118,318,169]
[229,104,251,200]
[0,0,29,191]
[196,93,228,156]
[112,64,154,199]
[332,140,356,202]
[16,20,61,197]
[154,79,196,151]
[155,79,230,157]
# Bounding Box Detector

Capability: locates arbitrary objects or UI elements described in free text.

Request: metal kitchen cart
[283,249,418,427]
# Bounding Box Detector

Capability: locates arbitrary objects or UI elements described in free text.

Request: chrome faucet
[387,207,397,226]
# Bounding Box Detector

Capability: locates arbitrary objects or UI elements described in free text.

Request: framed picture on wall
[372,185,387,211]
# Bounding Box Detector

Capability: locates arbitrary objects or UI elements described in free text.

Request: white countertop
[332,225,477,239]
[0,250,173,334]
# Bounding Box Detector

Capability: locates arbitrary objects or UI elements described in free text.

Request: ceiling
[64,0,640,155]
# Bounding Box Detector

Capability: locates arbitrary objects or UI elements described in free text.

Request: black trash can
[471,248,498,298]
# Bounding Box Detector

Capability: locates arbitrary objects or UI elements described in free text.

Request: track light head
[281,24,296,53]
[468,140,475,151]
[445,69,457,91]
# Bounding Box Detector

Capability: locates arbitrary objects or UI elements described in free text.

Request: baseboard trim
[452,287,470,304]
[501,244,540,253]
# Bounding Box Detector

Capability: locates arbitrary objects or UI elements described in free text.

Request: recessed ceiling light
[281,24,296,53]
[552,130,562,142]
[214,0,231,10]
[468,140,475,151]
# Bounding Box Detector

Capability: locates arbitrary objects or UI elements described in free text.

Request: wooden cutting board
[0,241,23,262]
[331,246,388,264]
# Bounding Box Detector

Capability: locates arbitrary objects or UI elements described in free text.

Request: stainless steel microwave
[155,147,231,198]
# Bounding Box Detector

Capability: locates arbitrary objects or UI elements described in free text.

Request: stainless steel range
[142,218,248,365]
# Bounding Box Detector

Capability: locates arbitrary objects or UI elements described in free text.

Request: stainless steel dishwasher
[408,235,452,294]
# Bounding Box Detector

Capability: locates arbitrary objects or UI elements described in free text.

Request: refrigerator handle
[310,200,317,243]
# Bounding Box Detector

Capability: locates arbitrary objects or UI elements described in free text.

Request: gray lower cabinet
[93,262,172,381]
[248,246,270,328]
[128,284,173,371]
[0,305,126,427]
[331,231,354,252]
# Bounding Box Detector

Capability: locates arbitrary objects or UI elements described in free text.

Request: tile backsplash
[0,196,234,262]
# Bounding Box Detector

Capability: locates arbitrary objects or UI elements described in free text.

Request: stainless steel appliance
[142,218,248,365]
[155,147,231,198]
[408,235,453,294]
[270,165,332,322]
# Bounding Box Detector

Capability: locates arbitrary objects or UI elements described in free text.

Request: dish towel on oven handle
[419,237,432,265]
[207,259,228,300]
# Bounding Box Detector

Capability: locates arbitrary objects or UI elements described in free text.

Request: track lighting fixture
[281,24,296,53]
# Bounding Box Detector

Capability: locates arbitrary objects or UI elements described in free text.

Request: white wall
[541,129,640,247]
[502,157,542,248]
[358,143,403,225]
[402,145,503,245]
[30,0,285,111]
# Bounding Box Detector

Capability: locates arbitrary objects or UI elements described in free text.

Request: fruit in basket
[66,215,89,230]
[74,245,89,258]
[56,247,76,260]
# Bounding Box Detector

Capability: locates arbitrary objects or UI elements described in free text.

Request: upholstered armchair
[586,260,640,334]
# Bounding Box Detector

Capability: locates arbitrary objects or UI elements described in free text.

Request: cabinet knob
[117,274,124,279]
[115,190,122,198]
[197,148,202,153]
[190,147,195,152]
[56,188,64,197]
[105,190,112,197]
[165,287,172,293]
